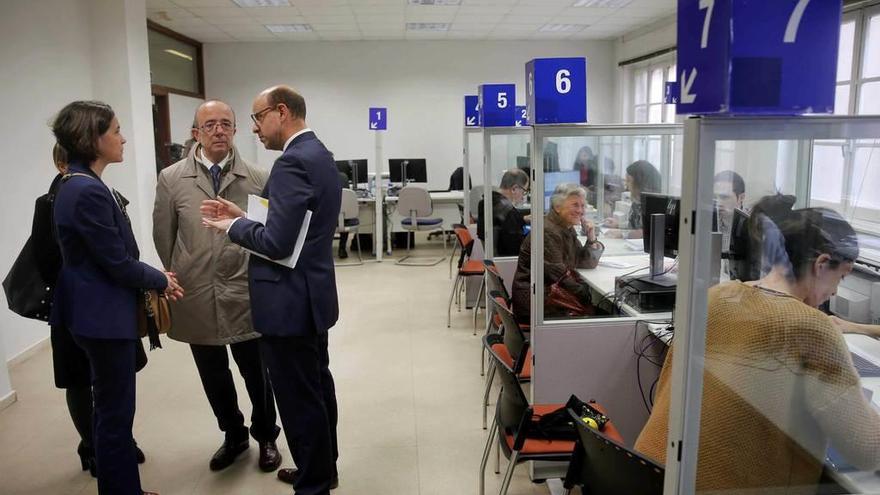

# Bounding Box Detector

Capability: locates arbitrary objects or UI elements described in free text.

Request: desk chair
[482,298,531,430]
[447,224,484,327]
[335,189,363,266]
[480,345,616,495]
[563,406,657,495]
[396,186,447,266]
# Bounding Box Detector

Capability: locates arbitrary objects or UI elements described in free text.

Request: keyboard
[851,352,880,378]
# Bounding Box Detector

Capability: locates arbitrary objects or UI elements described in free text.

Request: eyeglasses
[197,120,234,134]
[250,105,278,125]
[514,184,530,194]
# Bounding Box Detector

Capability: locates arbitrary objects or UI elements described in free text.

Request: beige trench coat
[153,145,269,345]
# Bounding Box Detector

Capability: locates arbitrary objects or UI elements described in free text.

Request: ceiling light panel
[572,0,633,7]
[407,0,461,5]
[539,23,587,32]
[264,23,313,32]
[232,0,291,7]
[406,22,451,31]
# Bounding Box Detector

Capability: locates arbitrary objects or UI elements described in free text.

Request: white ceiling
[146,0,675,43]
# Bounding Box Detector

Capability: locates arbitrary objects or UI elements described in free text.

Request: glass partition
[665,116,880,495]
[481,127,531,259]
[529,124,682,328]
[463,127,484,224]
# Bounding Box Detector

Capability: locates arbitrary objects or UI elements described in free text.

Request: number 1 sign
[677,0,841,115]
[526,57,587,124]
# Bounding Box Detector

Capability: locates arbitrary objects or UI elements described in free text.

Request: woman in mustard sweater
[635,195,880,494]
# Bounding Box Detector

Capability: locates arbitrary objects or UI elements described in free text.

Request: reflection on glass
[635,71,648,105]
[147,29,199,94]
[838,21,856,82]
[858,81,880,114]
[862,15,880,79]
[650,68,664,103]
[852,142,880,210]
[834,84,851,115]
[481,133,531,258]
[810,143,845,204]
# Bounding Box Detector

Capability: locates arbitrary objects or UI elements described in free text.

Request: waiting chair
[563,406,658,495]
[395,186,447,266]
[482,298,531,430]
[335,189,363,266]
[447,225,484,327]
[479,345,622,495]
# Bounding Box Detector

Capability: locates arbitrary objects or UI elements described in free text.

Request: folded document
[244,194,311,270]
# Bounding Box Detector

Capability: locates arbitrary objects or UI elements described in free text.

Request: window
[810,4,880,251]
[147,21,204,97]
[631,59,676,124]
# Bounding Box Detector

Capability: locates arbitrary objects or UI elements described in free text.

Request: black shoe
[77,442,96,478]
[277,468,339,489]
[338,249,349,259]
[258,440,282,472]
[209,438,249,471]
[135,443,145,464]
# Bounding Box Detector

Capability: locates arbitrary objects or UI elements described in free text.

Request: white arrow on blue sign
[369,107,387,130]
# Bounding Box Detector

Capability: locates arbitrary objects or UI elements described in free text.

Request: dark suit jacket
[50,163,167,340]
[228,131,341,336]
[476,191,527,257]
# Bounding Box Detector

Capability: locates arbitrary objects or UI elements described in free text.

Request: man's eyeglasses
[197,121,234,134]
[250,105,278,125]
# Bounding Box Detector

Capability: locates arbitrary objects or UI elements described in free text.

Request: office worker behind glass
[476,168,530,257]
[511,183,603,325]
[635,195,880,494]
[50,101,183,495]
[604,160,661,239]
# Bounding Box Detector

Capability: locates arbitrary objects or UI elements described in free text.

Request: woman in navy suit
[50,101,184,495]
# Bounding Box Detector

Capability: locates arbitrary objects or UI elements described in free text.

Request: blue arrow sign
[515,105,529,127]
[464,95,480,127]
[369,107,387,130]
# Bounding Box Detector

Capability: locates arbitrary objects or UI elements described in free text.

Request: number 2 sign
[525,57,587,124]
[676,0,841,115]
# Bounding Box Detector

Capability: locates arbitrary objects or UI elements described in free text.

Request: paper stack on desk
[244,194,311,270]
[599,258,637,269]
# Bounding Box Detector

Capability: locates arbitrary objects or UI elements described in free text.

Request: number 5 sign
[525,57,587,124]
[478,84,516,127]
[677,0,841,115]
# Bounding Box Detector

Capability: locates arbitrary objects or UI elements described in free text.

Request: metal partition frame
[482,126,532,260]
[667,115,880,495]
[462,127,482,224]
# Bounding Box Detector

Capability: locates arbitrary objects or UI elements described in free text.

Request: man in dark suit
[201,85,339,495]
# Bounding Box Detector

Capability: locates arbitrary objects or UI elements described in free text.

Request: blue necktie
[210,164,221,195]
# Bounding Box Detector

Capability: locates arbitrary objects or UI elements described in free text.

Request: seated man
[477,168,530,257]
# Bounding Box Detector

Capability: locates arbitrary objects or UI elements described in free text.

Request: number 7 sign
[676,0,840,115]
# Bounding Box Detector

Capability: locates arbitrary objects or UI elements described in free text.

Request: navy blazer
[50,163,167,340]
[228,131,340,336]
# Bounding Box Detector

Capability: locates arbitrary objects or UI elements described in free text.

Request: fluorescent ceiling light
[163,49,193,61]
[408,0,462,5]
[406,22,451,31]
[539,24,587,32]
[572,0,633,6]
[233,0,290,7]
[265,24,313,33]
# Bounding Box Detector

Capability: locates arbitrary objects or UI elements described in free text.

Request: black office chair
[563,406,661,495]
[482,297,530,430]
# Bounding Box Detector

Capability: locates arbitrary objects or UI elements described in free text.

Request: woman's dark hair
[626,160,661,195]
[52,101,115,163]
[573,146,598,188]
[750,194,859,280]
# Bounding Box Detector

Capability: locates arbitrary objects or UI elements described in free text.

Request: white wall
[0,0,158,384]
[204,40,616,191]
[169,93,204,146]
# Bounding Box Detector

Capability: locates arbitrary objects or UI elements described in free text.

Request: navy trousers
[74,335,141,495]
[260,333,338,495]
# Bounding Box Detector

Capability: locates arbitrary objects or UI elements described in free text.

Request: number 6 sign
[525,57,587,124]
[676,0,841,115]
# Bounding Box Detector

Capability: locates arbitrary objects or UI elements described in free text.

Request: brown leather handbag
[545,270,594,318]
[138,289,171,349]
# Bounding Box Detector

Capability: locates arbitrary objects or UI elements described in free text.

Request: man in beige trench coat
[153,100,282,473]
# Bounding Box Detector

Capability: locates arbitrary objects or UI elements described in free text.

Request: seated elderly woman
[635,194,880,494]
[511,183,604,324]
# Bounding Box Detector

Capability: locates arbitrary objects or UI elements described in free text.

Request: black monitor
[335,159,368,189]
[388,158,427,184]
[641,193,681,259]
[728,207,758,282]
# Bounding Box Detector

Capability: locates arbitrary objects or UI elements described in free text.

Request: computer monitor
[641,193,681,259]
[543,170,581,210]
[335,159,368,189]
[728,207,758,282]
[516,155,530,170]
[388,158,427,184]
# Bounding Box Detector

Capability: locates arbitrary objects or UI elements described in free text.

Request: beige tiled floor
[0,240,553,495]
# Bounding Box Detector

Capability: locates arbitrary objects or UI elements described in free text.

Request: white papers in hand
[244,194,311,270]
